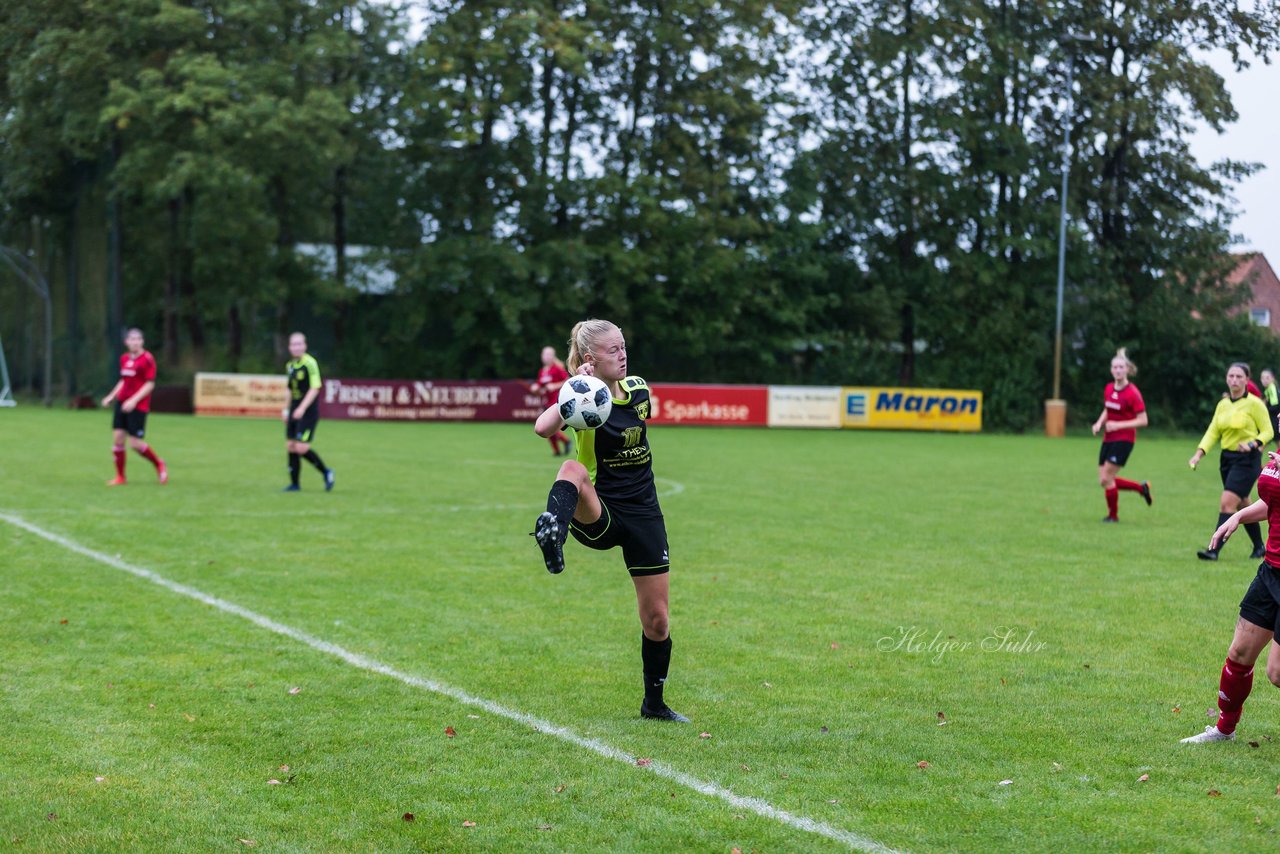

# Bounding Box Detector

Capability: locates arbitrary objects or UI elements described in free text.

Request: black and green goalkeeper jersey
[576,376,660,515]
[287,354,323,403]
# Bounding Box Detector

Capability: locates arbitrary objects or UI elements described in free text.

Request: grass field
[3,408,1280,852]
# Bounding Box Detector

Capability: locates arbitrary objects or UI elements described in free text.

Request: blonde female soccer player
[1190,362,1273,560]
[1090,347,1151,522]
[531,319,688,722]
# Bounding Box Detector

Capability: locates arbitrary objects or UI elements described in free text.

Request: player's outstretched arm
[534,403,565,439]
[1211,499,1268,549]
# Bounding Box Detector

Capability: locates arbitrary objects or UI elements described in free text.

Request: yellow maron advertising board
[194,372,289,418]
[842,387,982,432]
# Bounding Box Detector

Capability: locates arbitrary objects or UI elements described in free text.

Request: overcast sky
[1189,52,1280,265]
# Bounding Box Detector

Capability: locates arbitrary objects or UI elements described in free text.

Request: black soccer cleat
[1197,548,1219,561]
[640,699,690,723]
[532,511,566,574]
[1140,481,1153,506]
[1252,545,1267,559]
[324,468,336,492]
[1102,516,1119,523]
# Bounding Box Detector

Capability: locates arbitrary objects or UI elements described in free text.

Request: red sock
[113,445,126,478]
[1217,657,1254,735]
[1105,486,1119,519]
[134,443,161,468]
[1115,478,1141,492]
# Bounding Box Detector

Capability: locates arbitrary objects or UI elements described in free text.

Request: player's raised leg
[534,459,601,574]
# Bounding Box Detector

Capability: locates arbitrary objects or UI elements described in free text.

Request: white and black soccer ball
[557,375,613,430]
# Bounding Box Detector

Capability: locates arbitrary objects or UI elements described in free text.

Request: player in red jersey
[1090,348,1151,522]
[100,328,167,486]
[530,346,571,456]
[1181,452,1280,742]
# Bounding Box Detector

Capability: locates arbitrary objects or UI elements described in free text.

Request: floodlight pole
[1045,38,1081,438]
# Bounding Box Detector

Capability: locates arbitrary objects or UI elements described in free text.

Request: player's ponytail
[1115,347,1136,377]
[567,319,620,373]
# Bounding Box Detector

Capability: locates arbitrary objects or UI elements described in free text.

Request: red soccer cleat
[106,476,127,487]
[157,461,168,484]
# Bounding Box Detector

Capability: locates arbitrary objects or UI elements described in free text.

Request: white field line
[0,510,900,854]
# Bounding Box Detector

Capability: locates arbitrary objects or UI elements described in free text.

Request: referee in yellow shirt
[1190,362,1275,560]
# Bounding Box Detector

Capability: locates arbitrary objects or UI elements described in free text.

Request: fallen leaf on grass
[462,820,477,828]
[819,726,829,734]
[733,814,745,820]
[537,824,553,831]
[1249,741,1260,749]
[59,619,68,625]
[45,814,57,821]
[94,776,106,783]
[1138,774,1149,782]
[467,714,480,719]
[828,799,839,804]
[148,703,155,709]
[445,726,457,738]
[916,761,930,769]
[999,678,1007,686]
[237,839,256,847]
[1274,784,1280,796]
[278,765,290,772]
[287,687,302,695]
[636,758,652,767]
[762,682,772,689]
[699,732,712,739]
[554,784,566,794]
[830,643,840,650]
[1208,789,1222,798]
[740,764,750,772]
[733,848,743,854]
[267,779,282,785]
[937,712,946,721]
[1052,762,1064,772]
[402,813,414,822]
[182,713,195,722]
[998,780,1013,786]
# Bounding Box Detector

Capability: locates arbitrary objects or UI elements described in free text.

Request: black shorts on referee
[1220,449,1262,499]
[286,408,320,443]
[1241,560,1280,634]
[1098,440,1133,467]
[569,499,670,577]
[112,403,147,438]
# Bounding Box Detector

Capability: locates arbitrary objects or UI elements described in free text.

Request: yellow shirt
[1198,394,1274,453]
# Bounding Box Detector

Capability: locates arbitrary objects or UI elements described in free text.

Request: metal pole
[1052,57,1074,401]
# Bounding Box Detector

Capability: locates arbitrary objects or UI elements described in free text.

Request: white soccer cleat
[1180,725,1234,743]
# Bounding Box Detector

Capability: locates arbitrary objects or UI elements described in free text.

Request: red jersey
[536,363,569,407]
[118,350,157,412]
[1255,463,1280,566]
[1102,381,1145,443]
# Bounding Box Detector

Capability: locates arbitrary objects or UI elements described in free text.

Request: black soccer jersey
[287,354,323,403]
[576,376,660,515]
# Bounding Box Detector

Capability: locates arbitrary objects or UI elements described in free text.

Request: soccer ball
[558,375,613,430]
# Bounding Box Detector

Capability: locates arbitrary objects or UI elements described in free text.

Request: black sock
[303,449,327,473]
[641,633,672,708]
[1215,512,1232,550]
[289,453,301,487]
[1245,521,1264,549]
[546,480,578,539]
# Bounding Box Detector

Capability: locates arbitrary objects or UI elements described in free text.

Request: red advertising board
[648,383,768,426]
[319,378,545,422]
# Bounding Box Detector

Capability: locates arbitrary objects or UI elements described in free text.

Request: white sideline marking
[0,511,899,854]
